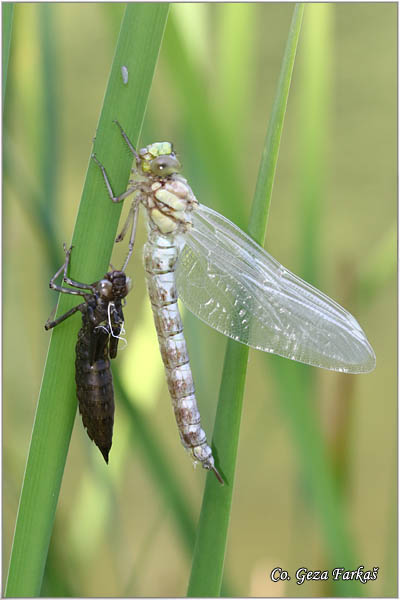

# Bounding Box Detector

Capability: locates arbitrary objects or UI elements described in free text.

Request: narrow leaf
[5,5,169,596]
[187,5,304,596]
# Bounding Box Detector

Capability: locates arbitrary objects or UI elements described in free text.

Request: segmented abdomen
[143,232,217,474]
[75,325,114,463]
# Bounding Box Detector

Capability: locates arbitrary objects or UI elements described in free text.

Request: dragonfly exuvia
[92,121,375,483]
[45,245,132,463]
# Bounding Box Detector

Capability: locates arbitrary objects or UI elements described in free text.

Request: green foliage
[187,5,305,596]
[162,13,246,226]
[3,3,396,597]
[5,5,169,596]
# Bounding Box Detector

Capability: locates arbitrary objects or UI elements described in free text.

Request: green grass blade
[268,7,365,595]
[163,10,246,226]
[5,5,169,596]
[38,4,59,222]
[216,4,254,151]
[250,5,304,239]
[187,5,304,596]
[357,223,396,307]
[3,137,63,275]
[2,2,14,107]
[297,2,332,284]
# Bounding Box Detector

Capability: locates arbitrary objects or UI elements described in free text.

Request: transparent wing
[176,204,375,373]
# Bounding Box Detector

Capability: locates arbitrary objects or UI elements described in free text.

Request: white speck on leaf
[121,65,128,85]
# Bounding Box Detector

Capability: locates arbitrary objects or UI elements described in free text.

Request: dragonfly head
[97,272,132,301]
[139,142,181,177]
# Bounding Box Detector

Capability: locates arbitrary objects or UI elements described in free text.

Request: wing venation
[175,204,375,373]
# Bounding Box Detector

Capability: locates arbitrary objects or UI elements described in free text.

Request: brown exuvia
[45,245,131,462]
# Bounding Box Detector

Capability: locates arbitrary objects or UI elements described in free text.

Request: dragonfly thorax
[144,176,199,235]
[129,142,198,235]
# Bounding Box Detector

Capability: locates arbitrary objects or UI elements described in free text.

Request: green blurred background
[3,3,396,597]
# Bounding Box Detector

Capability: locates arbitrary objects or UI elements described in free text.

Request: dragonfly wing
[176,204,375,373]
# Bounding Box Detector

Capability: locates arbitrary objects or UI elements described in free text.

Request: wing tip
[347,353,376,374]
[331,343,376,374]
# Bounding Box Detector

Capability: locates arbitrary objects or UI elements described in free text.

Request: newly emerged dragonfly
[92,121,375,483]
[45,245,132,462]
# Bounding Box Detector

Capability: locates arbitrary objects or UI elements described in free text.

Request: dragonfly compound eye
[150,155,181,176]
[98,279,113,299]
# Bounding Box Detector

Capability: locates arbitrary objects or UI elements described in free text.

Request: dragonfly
[45,244,132,463]
[92,121,375,483]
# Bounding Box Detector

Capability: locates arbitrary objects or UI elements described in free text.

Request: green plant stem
[357,224,396,308]
[38,4,59,229]
[268,7,365,595]
[5,5,169,596]
[163,11,246,226]
[216,4,254,152]
[283,4,330,594]
[187,5,304,596]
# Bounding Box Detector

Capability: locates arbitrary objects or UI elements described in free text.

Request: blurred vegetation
[188,5,306,597]
[5,5,170,597]
[3,3,396,598]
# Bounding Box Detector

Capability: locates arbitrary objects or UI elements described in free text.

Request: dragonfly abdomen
[75,322,115,463]
[144,235,222,482]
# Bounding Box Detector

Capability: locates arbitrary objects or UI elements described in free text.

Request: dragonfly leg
[116,199,138,243]
[45,302,85,330]
[48,279,85,295]
[113,119,139,160]
[48,246,91,297]
[120,198,141,271]
[61,244,93,291]
[92,153,142,204]
[48,261,66,292]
